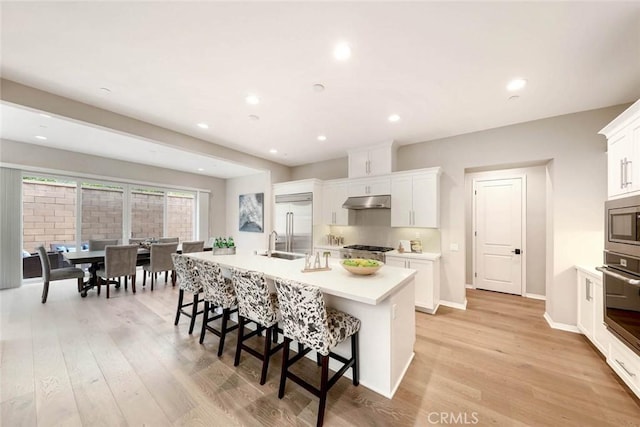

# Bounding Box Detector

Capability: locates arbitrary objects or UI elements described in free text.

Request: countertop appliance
[340,244,394,262]
[598,251,640,357]
[274,192,313,254]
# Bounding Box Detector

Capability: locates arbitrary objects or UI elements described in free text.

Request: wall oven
[600,194,640,356]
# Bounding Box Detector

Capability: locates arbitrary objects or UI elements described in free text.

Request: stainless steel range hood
[342,195,391,210]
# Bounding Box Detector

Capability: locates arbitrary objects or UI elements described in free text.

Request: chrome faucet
[268,230,278,257]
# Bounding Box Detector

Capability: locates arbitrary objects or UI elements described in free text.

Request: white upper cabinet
[347,176,391,197]
[391,168,441,228]
[601,99,640,199]
[348,141,396,178]
[322,180,349,226]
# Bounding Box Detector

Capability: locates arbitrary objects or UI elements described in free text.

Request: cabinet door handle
[585,278,592,302]
[626,159,632,187]
[621,159,626,189]
[615,359,636,377]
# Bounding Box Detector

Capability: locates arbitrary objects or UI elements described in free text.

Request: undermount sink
[259,252,305,260]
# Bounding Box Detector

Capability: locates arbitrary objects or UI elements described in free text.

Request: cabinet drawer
[609,338,640,396]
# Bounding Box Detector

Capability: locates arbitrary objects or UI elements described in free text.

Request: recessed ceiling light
[317,135,327,141]
[313,84,325,92]
[506,78,527,91]
[35,135,47,140]
[197,168,204,171]
[509,95,520,101]
[99,87,111,94]
[39,113,51,118]
[246,94,260,105]
[269,148,278,154]
[388,114,401,122]
[334,42,351,61]
[197,123,209,129]
[249,114,260,121]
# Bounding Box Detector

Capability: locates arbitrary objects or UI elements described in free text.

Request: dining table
[63,244,212,297]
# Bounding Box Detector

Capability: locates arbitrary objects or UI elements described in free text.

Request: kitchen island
[186,252,416,398]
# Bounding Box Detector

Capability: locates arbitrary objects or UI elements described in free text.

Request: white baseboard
[525,293,546,301]
[440,299,467,311]
[465,284,475,289]
[543,312,580,333]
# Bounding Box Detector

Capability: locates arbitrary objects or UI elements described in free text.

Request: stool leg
[175,289,184,325]
[131,273,136,294]
[188,293,199,334]
[234,316,245,367]
[278,337,291,399]
[351,332,359,386]
[217,308,229,357]
[199,301,209,344]
[317,355,329,427]
[260,327,273,385]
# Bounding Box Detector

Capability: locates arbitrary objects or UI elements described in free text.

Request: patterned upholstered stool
[231,269,284,385]
[194,258,238,356]
[171,254,203,334]
[274,278,360,427]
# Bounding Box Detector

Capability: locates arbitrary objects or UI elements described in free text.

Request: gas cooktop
[342,245,394,252]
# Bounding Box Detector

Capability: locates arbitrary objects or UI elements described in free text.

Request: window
[130,187,164,239]
[167,191,196,242]
[81,181,124,244]
[22,176,77,254]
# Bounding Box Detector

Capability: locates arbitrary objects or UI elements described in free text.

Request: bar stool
[171,254,203,334]
[193,258,238,356]
[231,269,284,385]
[274,278,360,427]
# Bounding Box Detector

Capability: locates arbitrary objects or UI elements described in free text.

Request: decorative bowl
[340,259,383,276]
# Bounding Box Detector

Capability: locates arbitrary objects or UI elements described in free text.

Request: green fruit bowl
[340,259,383,275]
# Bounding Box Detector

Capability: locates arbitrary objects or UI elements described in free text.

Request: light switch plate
[450,243,459,251]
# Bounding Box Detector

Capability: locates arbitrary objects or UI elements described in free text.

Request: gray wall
[290,157,348,181]
[397,105,626,325]
[293,104,627,326]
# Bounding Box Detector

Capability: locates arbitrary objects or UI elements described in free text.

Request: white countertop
[386,250,441,261]
[186,252,416,305]
[575,265,602,277]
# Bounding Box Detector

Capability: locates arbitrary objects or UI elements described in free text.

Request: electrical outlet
[414,231,421,238]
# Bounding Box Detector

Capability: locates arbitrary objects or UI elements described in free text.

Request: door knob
[512,248,521,255]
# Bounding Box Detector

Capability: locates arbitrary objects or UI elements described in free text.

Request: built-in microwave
[606,195,640,258]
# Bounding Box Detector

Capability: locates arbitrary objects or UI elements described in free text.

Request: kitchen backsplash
[315,209,441,252]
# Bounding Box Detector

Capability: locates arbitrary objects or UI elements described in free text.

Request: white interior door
[474,178,524,295]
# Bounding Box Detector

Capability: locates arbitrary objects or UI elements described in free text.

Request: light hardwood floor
[1,277,639,426]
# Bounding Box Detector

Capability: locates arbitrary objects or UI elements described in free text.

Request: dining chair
[274,278,361,427]
[142,242,178,290]
[88,238,119,251]
[158,237,179,243]
[36,245,85,304]
[128,237,147,245]
[232,268,284,385]
[181,240,205,254]
[96,244,138,299]
[193,258,238,356]
[172,254,203,334]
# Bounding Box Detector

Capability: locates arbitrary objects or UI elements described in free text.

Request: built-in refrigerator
[274,192,312,254]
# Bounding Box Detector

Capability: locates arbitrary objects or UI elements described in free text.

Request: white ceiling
[1,2,639,172]
[0,103,263,179]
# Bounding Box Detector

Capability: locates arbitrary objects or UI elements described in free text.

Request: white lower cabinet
[576,266,639,398]
[576,268,608,355]
[609,338,640,397]
[386,255,440,313]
